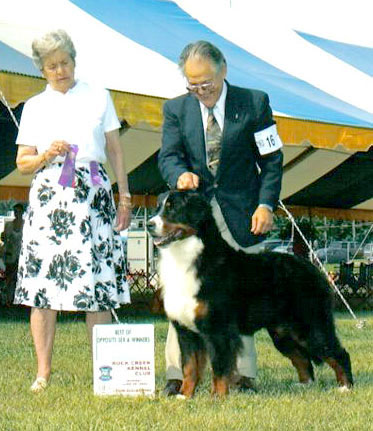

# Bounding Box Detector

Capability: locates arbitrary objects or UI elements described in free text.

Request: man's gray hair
[179,41,226,75]
[32,29,76,70]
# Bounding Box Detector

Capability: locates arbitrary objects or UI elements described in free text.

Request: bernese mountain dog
[147,190,353,398]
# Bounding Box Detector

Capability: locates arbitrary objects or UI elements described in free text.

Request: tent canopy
[1,0,373,217]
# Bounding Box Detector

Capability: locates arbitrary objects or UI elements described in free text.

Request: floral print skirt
[14,162,130,311]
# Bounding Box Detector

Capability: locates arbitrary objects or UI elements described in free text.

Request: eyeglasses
[43,59,72,73]
[186,81,215,93]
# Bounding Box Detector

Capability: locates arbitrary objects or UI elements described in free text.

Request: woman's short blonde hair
[32,29,76,70]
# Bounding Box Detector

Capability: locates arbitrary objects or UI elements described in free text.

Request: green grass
[0,306,372,431]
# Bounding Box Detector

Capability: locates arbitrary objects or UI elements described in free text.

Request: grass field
[0,306,372,431]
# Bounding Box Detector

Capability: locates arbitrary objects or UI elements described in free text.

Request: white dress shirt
[199,81,227,142]
[16,80,120,164]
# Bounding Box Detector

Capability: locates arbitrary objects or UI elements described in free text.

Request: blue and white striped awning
[1,0,373,213]
[1,0,372,128]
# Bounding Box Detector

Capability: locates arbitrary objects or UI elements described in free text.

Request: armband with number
[254,124,283,155]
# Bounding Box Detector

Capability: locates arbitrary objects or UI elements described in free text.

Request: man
[158,41,283,396]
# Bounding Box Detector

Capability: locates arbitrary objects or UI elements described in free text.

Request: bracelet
[118,193,133,210]
[119,192,131,199]
[118,200,133,210]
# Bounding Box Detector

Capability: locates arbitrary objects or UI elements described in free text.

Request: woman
[14,29,132,393]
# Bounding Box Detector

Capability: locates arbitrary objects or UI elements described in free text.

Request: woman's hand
[47,140,70,161]
[16,141,71,175]
[105,129,132,233]
[114,205,131,232]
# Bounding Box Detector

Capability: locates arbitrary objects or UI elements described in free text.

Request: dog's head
[147,190,212,248]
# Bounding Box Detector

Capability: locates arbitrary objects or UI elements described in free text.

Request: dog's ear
[174,190,206,207]
[189,190,206,202]
[180,189,203,200]
[155,191,170,211]
[182,191,212,224]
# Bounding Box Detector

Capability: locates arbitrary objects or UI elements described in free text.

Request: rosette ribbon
[58,145,102,188]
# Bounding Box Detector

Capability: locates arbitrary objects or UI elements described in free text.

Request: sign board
[127,230,155,272]
[93,323,155,396]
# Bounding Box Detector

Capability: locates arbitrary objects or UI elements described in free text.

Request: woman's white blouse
[16,80,120,163]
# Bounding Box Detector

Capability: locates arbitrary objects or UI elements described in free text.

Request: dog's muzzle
[147,216,193,248]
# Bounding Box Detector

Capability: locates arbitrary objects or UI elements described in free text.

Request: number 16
[266,135,276,146]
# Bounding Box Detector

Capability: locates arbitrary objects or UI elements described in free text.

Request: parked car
[272,241,294,254]
[255,239,292,253]
[315,248,347,264]
[363,243,373,260]
[315,241,363,263]
[248,239,280,254]
[256,239,284,252]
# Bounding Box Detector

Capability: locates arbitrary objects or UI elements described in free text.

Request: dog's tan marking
[181,354,199,398]
[212,375,230,397]
[287,353,313,383]
[162,221,196,238]
[194,301,209,320]
[181,350,208,398]
[196,349,208,382]
[324,357,352,388]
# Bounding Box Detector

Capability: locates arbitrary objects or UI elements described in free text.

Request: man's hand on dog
[177,172,199,190]
[251,206,273,235]
[177,172,273,235]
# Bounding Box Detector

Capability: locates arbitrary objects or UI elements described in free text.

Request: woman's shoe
[30,377,48,393]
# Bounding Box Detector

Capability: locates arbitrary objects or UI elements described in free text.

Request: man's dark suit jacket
[158,82,283,248]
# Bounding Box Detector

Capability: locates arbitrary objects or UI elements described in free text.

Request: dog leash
[278,200,366,329]
[111,308,121,324]
[0,86,20,129]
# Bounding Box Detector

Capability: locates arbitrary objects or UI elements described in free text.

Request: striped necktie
[206,107,222,175]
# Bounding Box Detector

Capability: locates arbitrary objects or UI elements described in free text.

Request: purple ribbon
[58,144,102,188]
[89,161,102,186]
[58,145,79,188]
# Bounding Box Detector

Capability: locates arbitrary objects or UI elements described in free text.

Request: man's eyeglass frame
[186,81,215,93]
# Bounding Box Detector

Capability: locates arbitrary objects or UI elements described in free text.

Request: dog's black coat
[148,190,353,396]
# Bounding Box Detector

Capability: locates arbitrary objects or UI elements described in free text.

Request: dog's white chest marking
[159,236,204,332]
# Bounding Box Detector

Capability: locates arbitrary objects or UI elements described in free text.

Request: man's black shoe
[163,379,182,396]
